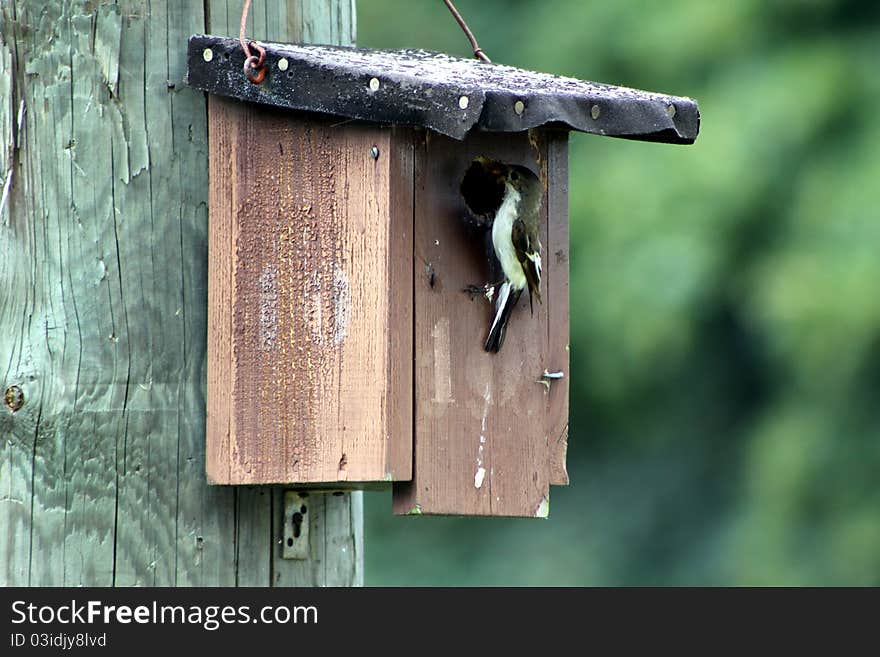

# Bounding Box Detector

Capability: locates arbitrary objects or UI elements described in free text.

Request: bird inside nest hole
[459,156,543,353]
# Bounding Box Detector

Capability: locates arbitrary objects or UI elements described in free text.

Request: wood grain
[546,134,571,485]
[393,129,569,517]
[0,0,362,587]
[206,94,239,488]
[207,103,413,485]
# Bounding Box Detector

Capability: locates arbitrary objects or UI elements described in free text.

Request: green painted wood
[0,0,361,587]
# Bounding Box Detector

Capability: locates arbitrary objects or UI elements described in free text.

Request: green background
[359,0,880,585]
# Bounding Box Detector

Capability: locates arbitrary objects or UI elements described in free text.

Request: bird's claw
[463,283,497,303]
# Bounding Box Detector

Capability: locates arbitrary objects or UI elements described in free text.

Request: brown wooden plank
[394,129,564,517]
[386,129,416,478]
[207,94,237,485]
[546,134,570,486]
[207,101,412,485]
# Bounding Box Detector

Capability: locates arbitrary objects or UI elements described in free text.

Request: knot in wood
[4,385,24,412]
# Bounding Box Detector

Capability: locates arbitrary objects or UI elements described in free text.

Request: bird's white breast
[491,182,527,290]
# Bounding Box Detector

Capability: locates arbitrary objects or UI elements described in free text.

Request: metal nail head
[202,48,214,62]
[459,95,469,110]
[278,58,289,72]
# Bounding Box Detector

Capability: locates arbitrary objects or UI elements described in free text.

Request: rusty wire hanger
[443,0,491,63]
[239,0,267,83]
[238,0,490,86]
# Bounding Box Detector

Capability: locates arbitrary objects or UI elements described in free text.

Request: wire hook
[239,0,267,84]
[443,0,491,63]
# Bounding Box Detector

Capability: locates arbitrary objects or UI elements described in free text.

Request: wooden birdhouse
[186,36,700,517]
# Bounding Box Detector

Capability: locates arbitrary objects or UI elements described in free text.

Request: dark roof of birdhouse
[186,35,699,144]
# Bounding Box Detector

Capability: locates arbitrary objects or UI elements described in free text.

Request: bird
[460,156,543,353]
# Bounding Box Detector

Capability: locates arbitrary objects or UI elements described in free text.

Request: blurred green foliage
[359,0,880,585]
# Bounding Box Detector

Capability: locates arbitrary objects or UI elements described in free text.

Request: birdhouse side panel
[393,129,569,517]
[206,95,237,485]
[206,98,412,485]
[547,134,570,486]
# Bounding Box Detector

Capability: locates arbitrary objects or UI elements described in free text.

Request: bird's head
[506,163,542,197]
[460,157,542,221]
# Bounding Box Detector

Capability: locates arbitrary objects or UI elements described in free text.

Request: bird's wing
[511,219,542,313]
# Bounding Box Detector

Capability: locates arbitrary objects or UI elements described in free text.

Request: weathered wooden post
[0,0,361,586]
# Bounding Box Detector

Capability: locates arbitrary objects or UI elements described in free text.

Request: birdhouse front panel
[206,97,413,485]
[392,129,570,517]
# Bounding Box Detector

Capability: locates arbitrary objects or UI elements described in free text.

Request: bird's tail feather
[485,282,522,353]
